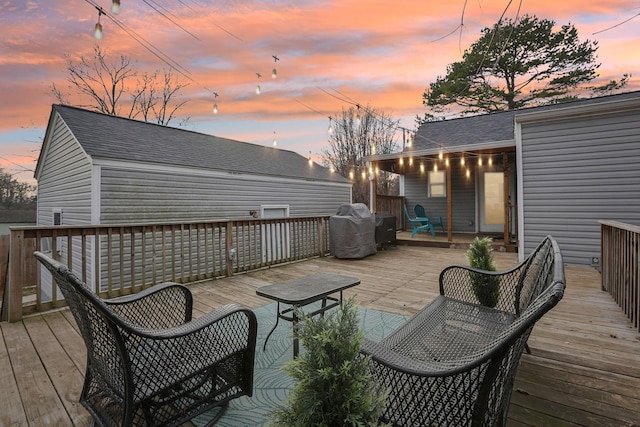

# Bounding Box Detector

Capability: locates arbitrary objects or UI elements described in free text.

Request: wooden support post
[318,217,326,257]
[503,153,510,245]
[447,164,453,242]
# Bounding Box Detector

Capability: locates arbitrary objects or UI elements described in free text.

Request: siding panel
[100,168,351,224]
[520,109,640,265]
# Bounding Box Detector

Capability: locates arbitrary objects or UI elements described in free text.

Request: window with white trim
[428,170,446,197]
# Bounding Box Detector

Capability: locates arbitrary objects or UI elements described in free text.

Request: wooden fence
[600,220,640,332]
[1,216,329,322]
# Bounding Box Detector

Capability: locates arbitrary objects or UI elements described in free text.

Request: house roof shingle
[414,90,640,151]
[49,104,349,183]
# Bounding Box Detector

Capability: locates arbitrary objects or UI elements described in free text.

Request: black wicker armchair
[361,236,565,427]
[34,251,258,427]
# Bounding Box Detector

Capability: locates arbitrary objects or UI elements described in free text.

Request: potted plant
[466,236,501,307]
[270,298,388,427]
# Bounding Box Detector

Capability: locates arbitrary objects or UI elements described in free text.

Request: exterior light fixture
[112,0,121,15]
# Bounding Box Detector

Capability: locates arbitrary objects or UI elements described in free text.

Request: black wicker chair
[34,251,258,427]
[361,236,565,427]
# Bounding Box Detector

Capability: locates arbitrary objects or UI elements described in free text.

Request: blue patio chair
[404,205,435,238]
[414,204,445,233]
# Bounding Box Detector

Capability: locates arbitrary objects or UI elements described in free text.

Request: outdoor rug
[193,302,407,426]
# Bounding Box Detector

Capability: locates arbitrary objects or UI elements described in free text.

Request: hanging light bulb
[466,168,471,179]
[272,131,277,146]
[460,156,465,166]
[327,117,334,135]
[420,163,425,173]
[445,157,450,167]
[111,0,121,14]
[212,103,218,114]
[94,21,103,40]
[438,148,444,160]
[308,151,313,166]
[271,54,279,79]
[330,166,335,173]
[434,163,438,172]
[478,156,483,166]
[255,84,261,95]
[361,171,367,180]
[349,171,354,180]
[406,133,412,147]
[370,144,376,154]
[94,7,104,40]
[399,158,404,166]
[488,156,493,166]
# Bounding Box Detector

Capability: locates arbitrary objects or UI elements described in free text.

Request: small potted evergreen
[466,236,501,307]
[270,298,388,427]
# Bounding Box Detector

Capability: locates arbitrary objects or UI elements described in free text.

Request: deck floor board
[2,244,639,426]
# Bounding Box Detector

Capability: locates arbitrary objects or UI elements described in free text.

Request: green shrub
[466,236,501,307]
[269,298,388,427]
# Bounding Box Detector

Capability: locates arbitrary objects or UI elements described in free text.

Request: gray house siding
[98,166,350,224]
[518,107,640,265]
[36,112,96,293]
[37,113,93,226]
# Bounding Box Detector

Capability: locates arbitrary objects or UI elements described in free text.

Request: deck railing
[1,216,329,322]
[600,220,640,331]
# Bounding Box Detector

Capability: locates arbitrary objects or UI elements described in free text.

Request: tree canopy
[423,15,629,116]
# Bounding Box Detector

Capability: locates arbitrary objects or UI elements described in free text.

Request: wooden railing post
[225,221,234,277]
[318,217,326,257]
[3,230,25,322]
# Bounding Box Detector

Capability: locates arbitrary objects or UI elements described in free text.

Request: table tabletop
[256,273,360,305]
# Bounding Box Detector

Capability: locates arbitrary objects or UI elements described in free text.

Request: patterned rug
[193,302,407,426]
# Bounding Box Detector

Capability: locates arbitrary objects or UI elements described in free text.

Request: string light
[272,131,277,146]
[488,156,493,166]
[420,163,425,173]
[466,168,471,179]
[212,103,218,114]
[327,117,334,134]
[409,157,413,166]
[434,163,438,172]
[272,54,279,79]
[460,157,465,166]
[349,171,354,180]
[399,158,404,166]
[111,0,120,15]
[445,157,450,167]
[478,156,483,166]
[438,148,443,160]
[94,7,105,40]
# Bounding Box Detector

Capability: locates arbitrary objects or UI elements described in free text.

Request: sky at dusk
[1,0,639,186]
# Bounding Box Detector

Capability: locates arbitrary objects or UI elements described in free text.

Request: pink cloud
[0,0,638,184]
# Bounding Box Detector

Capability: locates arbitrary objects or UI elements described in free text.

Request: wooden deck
[2,244,639,426]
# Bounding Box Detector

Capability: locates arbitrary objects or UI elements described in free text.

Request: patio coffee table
[256,273,360,358]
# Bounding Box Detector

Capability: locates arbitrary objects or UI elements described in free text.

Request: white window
[428,171,446,197]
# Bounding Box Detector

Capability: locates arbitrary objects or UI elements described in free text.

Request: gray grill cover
[329,203,377,259]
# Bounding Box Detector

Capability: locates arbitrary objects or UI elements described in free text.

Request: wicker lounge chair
[34,251,258,427]
[361,236,565,426]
